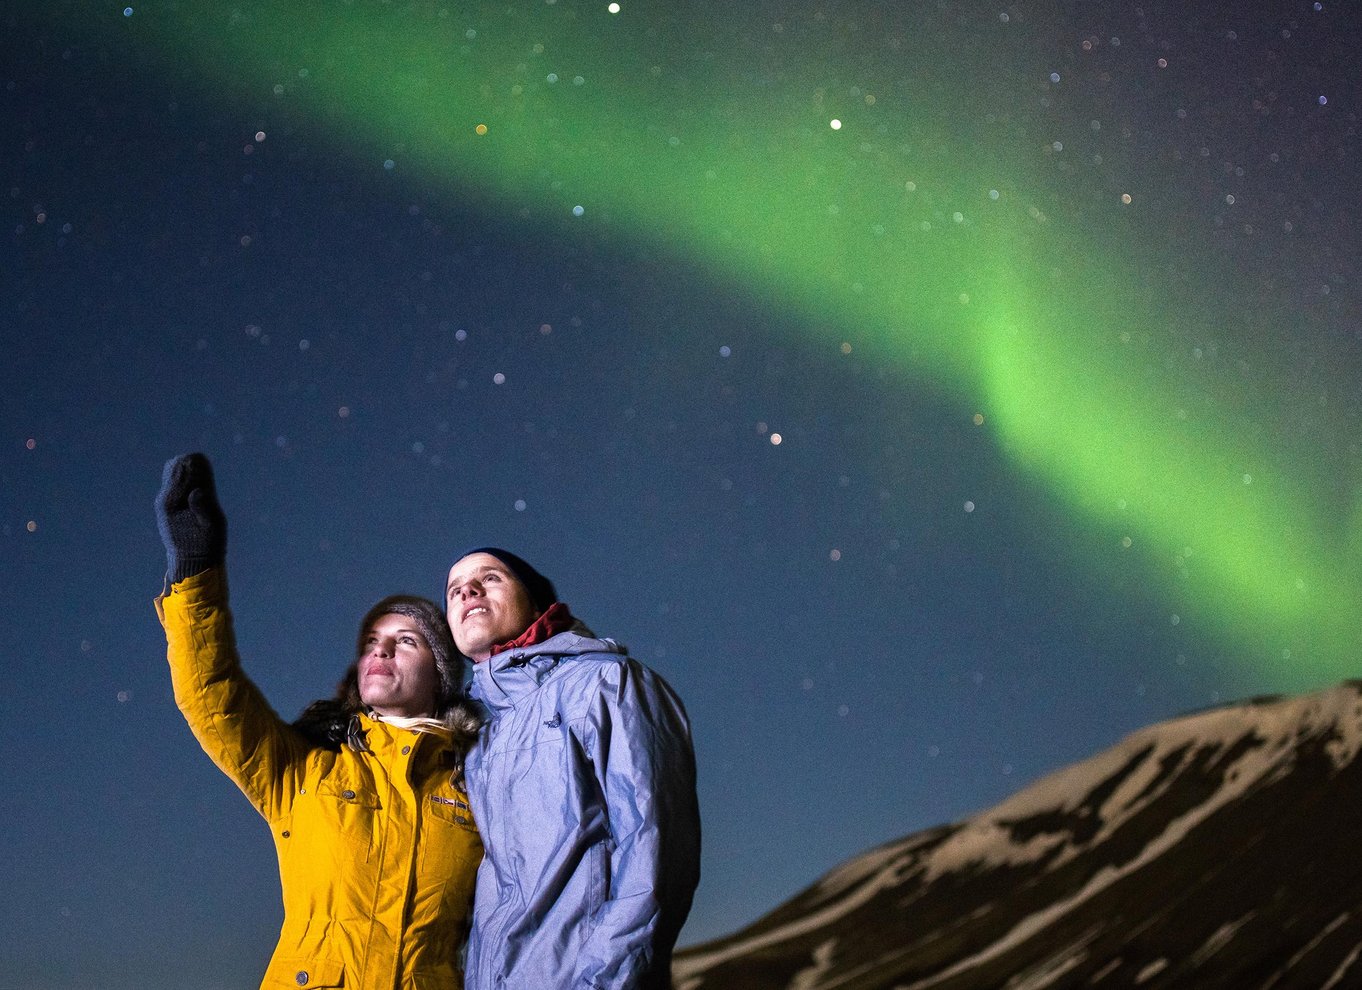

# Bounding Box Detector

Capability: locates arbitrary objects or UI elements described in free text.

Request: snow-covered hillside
[675,682,1362,989]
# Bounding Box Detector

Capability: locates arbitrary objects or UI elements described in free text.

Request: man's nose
[461,582,483,599]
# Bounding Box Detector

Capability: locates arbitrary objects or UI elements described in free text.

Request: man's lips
[462,604,491,622]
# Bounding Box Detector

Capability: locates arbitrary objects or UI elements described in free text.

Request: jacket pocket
[427,792,477,830]
[310,778,382,860]
[316,778,381,809]
[419,790,484,902]
[262,955,345,988]
[588,833,613,915]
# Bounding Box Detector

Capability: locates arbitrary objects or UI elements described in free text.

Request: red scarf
[489,602,576,658]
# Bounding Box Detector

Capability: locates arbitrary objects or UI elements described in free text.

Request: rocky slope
[675,682,1362,989]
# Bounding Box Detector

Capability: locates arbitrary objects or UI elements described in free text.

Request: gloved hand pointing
[156,452,228,582]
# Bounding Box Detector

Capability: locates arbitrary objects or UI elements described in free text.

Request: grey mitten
[156,453,227,582]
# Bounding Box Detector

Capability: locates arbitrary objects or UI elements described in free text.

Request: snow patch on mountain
[1320,945,1362,990]
[789,939,839,990]
[1190,913,1255,966]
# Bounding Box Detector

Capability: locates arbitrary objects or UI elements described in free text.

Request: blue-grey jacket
[464,629,701,990]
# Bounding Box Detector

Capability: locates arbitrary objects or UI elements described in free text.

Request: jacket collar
[488,602,576,658]
[471,628,625,714]
[356,711,440,759]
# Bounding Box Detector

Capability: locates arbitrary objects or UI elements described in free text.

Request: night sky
[5,2,1360,987]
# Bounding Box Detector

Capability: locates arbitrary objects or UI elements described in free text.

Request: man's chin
[459,642,494,664]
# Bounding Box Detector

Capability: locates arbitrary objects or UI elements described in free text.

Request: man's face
[446,552,540,662]
[357,612,440,718]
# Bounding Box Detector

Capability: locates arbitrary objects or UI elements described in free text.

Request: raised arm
[155,453,307,820]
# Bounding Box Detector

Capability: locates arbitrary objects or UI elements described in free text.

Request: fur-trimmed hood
[292,696,484,782]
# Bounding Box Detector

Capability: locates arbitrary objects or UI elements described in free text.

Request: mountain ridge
[675,680,1362,989]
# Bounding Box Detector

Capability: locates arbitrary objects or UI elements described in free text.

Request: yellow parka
[157,568,483,990]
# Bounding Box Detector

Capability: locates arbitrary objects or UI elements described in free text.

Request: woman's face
[357,613,440,718]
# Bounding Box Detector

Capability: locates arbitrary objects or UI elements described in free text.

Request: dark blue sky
[4,2,1359,987]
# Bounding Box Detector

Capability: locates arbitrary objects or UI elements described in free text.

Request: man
[446,548,701,990]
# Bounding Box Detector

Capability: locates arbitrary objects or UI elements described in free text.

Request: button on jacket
[464,631,701,990]
[157,568,483,990]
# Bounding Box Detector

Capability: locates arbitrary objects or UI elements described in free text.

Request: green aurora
[73,0,1362,684]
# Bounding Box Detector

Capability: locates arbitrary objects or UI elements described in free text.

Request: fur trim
[291,696,484,785]
[442,697,484,786]
[292,697,352,751]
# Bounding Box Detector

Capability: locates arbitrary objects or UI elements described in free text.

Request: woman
[154,453,482,990]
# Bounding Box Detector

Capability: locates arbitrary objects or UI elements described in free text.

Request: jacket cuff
[154,565,227,623]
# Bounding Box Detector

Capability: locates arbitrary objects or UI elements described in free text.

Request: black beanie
[455,547,558,613]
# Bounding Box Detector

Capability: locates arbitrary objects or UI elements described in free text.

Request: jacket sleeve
[155,566,309,822]
[574,659,702,990]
